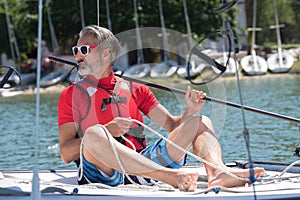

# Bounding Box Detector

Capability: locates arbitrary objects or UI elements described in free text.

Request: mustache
[77,58,84,64]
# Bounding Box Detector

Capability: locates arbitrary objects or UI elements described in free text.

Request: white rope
[121,135,136,151]
[78,137,84,181]
[78,119,300,187]
[78,124,143,185]
[130,118,300,184]
[78,124,174,189]
[130,119,250,182]
[103,125,175,190]
[276,160,300,177]
[100,125,138,185]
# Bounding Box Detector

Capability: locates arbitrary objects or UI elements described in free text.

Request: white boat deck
[1,166,300,199]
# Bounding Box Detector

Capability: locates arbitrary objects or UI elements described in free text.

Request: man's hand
[184,86,206,116]
[105,117,133,137]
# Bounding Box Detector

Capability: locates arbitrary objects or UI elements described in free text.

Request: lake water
[0,74,299,170]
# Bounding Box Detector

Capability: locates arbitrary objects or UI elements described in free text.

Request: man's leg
[82,124,198,191]
[165,115,265,188]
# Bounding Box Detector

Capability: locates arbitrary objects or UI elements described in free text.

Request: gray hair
[79,25,121,64]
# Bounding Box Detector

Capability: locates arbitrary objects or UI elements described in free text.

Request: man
[58,25,264,192]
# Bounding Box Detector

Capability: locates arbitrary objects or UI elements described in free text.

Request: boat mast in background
[149,0,178,78]
[97,0,100,26]
[105,0,112,31]
[3,0,21,65]
[133,0,144,64]
[158,0,170,62]
[267,0,294,73]
[240,0,268,75]
[79,0,85,28]
[123,0,151,78]
[177,0,203,79]
[271,0,283,68]
[182,0,193,50]
[46,0,59,54]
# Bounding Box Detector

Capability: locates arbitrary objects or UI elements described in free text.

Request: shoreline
[14,72,299,95]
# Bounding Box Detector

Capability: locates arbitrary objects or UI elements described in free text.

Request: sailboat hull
[240,55,268,76]
[267,52,294,73]
[150,60,178,78]
[213,57,237,76]
[123,64,151,78]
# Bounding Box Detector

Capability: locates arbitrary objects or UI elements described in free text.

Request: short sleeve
[131,83,159,115]
[58,86,78,126]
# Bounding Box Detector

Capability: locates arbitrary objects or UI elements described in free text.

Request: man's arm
[59,122,81,164]
[148,86,206,133]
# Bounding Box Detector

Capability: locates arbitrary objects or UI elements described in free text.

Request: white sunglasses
[72,45,97,56]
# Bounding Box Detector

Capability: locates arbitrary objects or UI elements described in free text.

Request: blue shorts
[78,138,186,186]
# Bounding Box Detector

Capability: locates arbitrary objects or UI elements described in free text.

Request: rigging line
[47,55,300,124]
[31,0,43,199]
[223,0,257,195]
[222,6,258,198]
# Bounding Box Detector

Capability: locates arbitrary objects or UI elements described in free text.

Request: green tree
[3,0,299,65]
[246,0,296,48]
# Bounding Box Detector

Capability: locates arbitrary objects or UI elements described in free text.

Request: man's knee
[84,124,107,143]
[186,115,214,135]
[200,115,213,126]
[186,115,212,126]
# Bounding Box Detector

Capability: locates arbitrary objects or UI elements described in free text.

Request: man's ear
[102,48,111,58]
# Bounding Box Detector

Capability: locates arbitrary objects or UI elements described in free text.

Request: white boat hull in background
[150,60,178,78]
[40,68,69,88]
[0,72,36,87]
[123,63,151,78]
[0,88,23,97]
[177,58,206,79]
[213,56,237,76]
[240,54,268,76]
[267,51,294,73]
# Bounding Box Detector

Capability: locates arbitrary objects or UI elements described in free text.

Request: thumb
[185,86,192,99]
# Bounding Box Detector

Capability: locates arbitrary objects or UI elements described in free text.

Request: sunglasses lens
[81,46,88,55]
[72,47,78,56]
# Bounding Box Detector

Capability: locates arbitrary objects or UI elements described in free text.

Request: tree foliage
[0,0,299,65]
[246,0,297,46]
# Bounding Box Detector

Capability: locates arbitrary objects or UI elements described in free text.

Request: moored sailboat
[240,0,268,76]
[267,0,294,73]
[150,0,178,78]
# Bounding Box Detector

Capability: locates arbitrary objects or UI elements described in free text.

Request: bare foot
[208,167,265,188]
[175,171,199,192]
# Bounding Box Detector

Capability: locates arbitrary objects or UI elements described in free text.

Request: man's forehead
[77,35,95,45]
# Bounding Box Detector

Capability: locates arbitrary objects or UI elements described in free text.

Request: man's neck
[93,68,113,79]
